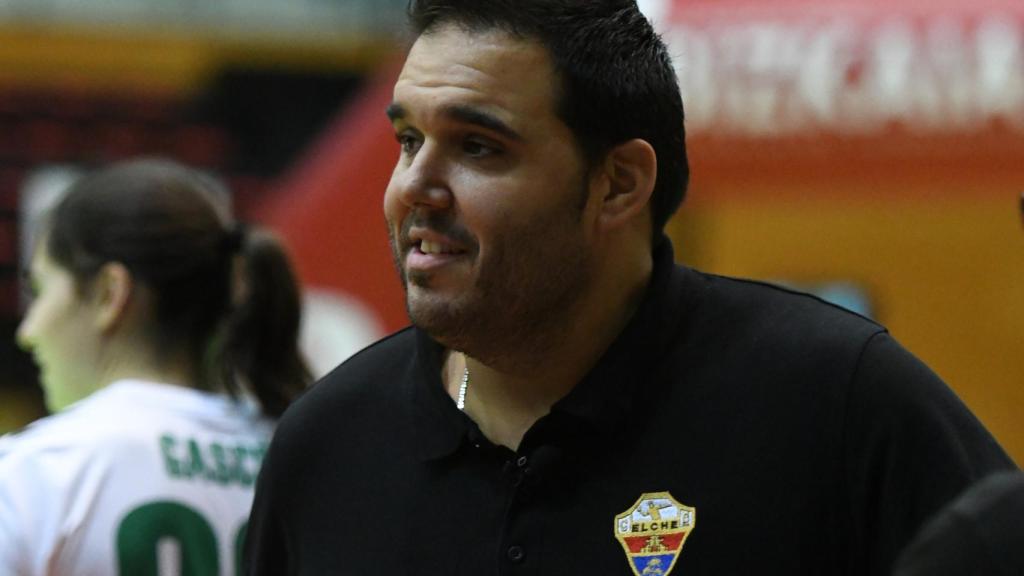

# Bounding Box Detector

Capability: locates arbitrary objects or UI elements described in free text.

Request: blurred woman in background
[0,158,311,575]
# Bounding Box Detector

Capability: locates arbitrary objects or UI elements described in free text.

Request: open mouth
[416,239,466,256]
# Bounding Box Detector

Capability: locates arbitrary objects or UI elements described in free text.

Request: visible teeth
[420,240,452,255]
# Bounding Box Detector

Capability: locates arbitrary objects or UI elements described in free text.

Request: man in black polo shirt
[244,1,1014,574]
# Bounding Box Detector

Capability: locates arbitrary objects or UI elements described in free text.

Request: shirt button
[507,545,526,563]
[516,456,528,467]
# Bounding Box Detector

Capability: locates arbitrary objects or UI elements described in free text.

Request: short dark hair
[408,0,689,238]
[45,158,310,417]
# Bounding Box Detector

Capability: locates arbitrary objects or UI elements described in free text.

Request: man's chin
[407,297,473,344]
[407,297,453,329]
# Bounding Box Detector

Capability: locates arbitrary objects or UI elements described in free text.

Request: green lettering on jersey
[160,434,182,477]
[209,443,231,485]
[187,438,207,479]
[157,433,266,487]
[233,445,253,486]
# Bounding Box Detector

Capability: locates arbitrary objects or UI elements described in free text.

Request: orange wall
[670,173,1024,464]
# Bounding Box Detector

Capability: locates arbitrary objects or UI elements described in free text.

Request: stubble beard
[390,195,592,375]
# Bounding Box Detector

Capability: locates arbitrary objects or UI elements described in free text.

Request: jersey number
[117,501,247,575]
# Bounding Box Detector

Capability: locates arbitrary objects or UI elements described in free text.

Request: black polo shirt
[245,238,1013,575]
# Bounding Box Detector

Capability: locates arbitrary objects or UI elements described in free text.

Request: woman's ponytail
[219,226,311,418]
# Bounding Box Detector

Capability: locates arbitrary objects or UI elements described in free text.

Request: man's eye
[464,139,499,158]
[396,133,422,154]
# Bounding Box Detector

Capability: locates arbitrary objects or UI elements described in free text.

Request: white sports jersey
[0,380,275,576]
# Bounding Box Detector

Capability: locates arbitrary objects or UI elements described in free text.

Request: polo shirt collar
[411,235,695,461]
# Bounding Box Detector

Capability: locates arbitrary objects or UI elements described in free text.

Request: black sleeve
[243,430,292,576]
[892,471,1024,576]
[841,331,1014,575]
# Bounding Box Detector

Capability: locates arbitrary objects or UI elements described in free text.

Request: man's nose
[395,143,454,211]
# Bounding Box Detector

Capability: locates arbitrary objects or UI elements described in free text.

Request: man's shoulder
[276,327,418,426]
[262,327,422,477]
[685,268,884,342]
[316,326,417,392]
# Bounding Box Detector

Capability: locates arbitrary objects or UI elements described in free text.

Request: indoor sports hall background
[1,0,1022,464]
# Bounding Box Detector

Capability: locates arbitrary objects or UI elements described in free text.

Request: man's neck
[444,253,653,451]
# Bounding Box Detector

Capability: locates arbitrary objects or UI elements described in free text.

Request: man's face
[384,25,596,364]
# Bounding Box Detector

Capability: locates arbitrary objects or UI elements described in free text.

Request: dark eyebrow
[385,101,523,142]
[443,104,523,142]
[385,103,405,122]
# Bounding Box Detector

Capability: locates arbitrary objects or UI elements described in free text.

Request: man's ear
[595,138,657,231]
[91,262,134,334]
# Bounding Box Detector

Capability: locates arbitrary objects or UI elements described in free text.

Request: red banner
[657,0,1024,138]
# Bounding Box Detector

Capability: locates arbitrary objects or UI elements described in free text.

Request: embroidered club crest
[614,492,695,576]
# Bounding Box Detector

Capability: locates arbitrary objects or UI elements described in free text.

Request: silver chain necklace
[456,366,469,411]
